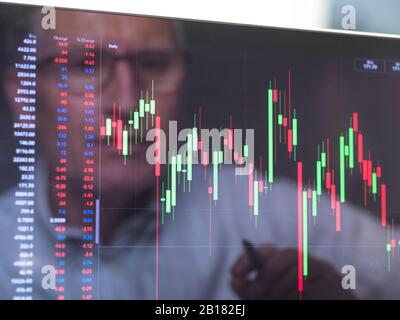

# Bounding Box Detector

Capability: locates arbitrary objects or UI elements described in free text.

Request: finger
[231,248,293,299]
[231,245,278,277]
[230,252,253,277]
[230,249,275,299]
[242,249,299,300]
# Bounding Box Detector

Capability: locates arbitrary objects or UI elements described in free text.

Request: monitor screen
[0,3,399,300]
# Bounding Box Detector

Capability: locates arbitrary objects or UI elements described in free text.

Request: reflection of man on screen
[0,8,397,299]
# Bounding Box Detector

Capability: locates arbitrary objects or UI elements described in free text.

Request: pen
[242,239,263,271]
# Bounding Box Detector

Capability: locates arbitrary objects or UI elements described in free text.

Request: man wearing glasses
[0,8,394,300]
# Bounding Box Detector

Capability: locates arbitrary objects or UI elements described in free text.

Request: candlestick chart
[100,69,394,298]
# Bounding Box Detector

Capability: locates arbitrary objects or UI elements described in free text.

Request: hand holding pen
[230,240,356,300]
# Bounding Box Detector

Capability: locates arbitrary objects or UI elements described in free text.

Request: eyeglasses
[37,48,187,94]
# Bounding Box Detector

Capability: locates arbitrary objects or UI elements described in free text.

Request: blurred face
[22,11,184,196]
